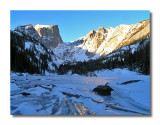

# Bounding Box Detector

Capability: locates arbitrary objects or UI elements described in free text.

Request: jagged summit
[72,19,150,55]
[64,20,150,65]
[12,20,150,66]
[15,24,63,50]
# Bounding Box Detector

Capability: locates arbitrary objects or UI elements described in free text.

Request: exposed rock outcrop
[13,20,150,66]
[77,20,150,56]
[20,92,31,96]
[93,84,113,96]
[15,24,63,50]
[35,24,63,49]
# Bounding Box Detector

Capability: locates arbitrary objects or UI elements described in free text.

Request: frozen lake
[10,74,150,115]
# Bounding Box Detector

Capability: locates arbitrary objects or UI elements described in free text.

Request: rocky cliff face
[75,20,150,55]
[13,20,150,66]
[15,24,63,50]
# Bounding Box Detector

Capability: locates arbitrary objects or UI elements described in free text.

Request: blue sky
[10,10,150,42]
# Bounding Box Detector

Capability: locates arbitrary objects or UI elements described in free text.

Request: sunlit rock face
[80,28,108,53]
[15,24,63,50]
[14,20,150,64]
[35,24,63,50]
[76,20,150,56]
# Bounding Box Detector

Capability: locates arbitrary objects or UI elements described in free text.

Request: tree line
[11,31,51,74]
[57,38,150,75]
[11,30,150,75]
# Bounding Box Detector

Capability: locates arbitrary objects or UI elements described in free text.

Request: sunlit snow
[10,69,150,115]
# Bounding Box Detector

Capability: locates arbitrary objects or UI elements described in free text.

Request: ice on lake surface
[10,74,150,115]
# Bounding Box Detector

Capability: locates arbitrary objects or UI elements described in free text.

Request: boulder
[93,84,113,96]
[120,80,141,85]
[20,92,30,96]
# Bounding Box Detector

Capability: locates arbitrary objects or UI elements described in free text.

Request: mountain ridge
[71,20,150,56]
[11,20,150,75]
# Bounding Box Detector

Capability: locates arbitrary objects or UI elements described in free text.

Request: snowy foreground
[10,69,150,115]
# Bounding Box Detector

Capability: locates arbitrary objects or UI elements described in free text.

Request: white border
[0,0,160,125]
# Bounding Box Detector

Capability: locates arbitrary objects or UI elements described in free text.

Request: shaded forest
[11,31,150,75]
[11,31,50,74]
[57,38,150,75]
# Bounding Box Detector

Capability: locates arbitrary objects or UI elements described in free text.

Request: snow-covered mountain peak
[64,20,150,63]
[12,20,150,67]
[34,24,57,30]
[72,20,150,56]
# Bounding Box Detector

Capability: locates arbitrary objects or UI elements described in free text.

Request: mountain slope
[57,37,150,75]
[75,20,150,56]
[11,31,59,74]
[11,20,150,75]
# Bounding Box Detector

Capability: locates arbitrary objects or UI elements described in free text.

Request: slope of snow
[96,27,115,54]
[35,43,46,54]
[34,24,52,30]
[52,43,100,64]
[25,41,33,50]
[117,24,131,41]
[14,31,23,36]
[108,78,150,115]
[94,68,139,77]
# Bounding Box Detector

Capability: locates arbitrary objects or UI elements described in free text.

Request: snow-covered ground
[10,69,150,115]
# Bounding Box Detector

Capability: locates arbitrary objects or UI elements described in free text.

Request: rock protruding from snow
[93,84,113,96]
